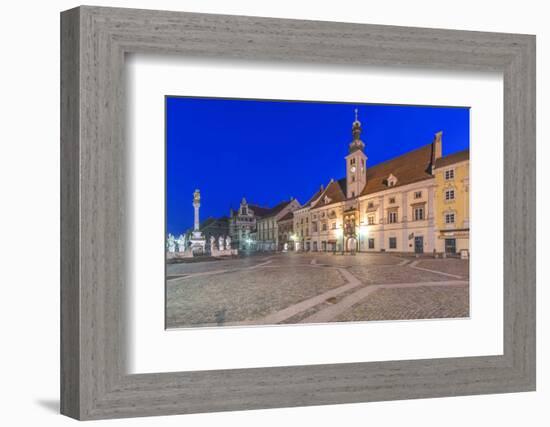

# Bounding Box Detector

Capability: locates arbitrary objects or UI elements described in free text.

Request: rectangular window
[445,189,455,200]
[368,238,375,249]
[388,211,398,224]
[312,222,318,232]
[389,197,396,204]
[367,215,375,225]
[445,169,455,180]
[445,213,455,224]
[351,191,355,197]
[322,223,327,231]
[414,191,422,199]
[331,222,336,229]
[389,237,397,249]
[414,207,424,221]
[367,201,374,209]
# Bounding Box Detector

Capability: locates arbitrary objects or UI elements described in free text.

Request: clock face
[350,166,356,173]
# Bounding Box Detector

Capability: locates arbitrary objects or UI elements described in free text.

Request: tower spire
[349,108,364,152]
[345,108,368,199]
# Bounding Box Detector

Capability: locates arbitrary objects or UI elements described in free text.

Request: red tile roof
[435,149,470,168]
[310,179,347,209]
[302,187,325,207]
[257,200,293,219]
[360,143,435,196]
[301,142,441,209]
[277,211,294,222]
[248,205,271,217]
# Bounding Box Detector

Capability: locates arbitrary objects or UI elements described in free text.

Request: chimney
[430,131,443,174]
[434,131,442,160]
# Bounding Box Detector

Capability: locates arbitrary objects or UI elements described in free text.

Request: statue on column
[189,189,206,256]
[210,236,216,252]
[218,235,225,251]
[225,235,231,251]
[193,189,201,233]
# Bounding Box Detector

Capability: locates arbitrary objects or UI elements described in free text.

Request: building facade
[277,212,295,251]
[229,198,270,251]
[256,198,301,251]
[434,149,470,255]
[288,110,468,255]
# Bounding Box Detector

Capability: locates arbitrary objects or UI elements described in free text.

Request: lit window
[445,189,455,200]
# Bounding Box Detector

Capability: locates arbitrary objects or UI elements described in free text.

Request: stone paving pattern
[166,265,344,328]
[335,284,469,322]
[415,259,470,278]
[166,253,470,328]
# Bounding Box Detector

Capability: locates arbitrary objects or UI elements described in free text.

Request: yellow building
[434,145,470,256]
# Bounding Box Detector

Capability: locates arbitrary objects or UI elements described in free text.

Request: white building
[256,198,301,251]
[292,109,443,254]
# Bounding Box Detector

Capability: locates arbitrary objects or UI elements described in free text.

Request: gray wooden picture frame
[60,5,536,420]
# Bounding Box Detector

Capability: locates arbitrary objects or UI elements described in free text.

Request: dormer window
[387,173,398,187]
[445,169,455,180]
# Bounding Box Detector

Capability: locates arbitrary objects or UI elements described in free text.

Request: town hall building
[291,109,469,255]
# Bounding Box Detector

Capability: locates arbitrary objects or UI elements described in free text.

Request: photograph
[165,97,470,329]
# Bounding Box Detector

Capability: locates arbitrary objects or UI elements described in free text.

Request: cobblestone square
[166,252,469,328]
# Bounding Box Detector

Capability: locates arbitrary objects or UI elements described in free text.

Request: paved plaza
[166,253,469,329]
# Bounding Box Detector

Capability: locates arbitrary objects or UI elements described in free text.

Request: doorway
[346,237,357,253]
[414,236,424,254]
[445,238,456,254]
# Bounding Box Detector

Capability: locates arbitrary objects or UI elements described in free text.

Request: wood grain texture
[60,7,80,419]
[60,6,536,420]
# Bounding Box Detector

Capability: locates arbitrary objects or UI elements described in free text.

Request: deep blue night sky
[166,97,469,235]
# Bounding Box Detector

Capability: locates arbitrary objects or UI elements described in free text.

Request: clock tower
[345,109,367,199]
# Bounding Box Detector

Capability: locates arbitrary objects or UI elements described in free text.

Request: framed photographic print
[61,6,536,420]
